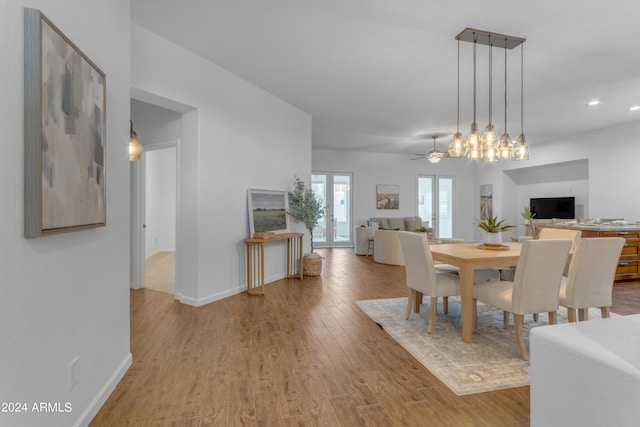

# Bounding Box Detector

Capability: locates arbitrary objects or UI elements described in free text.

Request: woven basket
[303,255,322,276]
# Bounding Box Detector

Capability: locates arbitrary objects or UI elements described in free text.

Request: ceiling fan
[411,133,451,163]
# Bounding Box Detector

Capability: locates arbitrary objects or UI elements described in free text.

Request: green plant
[287,176,326,253]
[476,216,514,233]
[521,206,536,220]
[416,226,432,233]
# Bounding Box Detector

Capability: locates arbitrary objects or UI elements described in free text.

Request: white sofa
[530,314,640,427]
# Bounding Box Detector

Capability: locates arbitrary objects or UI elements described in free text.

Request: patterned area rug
[355,296,609,395]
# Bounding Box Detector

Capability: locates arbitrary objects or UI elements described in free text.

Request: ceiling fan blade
[410,156,427,160]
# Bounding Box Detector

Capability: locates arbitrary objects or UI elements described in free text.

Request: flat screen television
[530,197,575,219]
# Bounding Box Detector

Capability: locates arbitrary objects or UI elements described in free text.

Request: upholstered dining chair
[537,227,582,250]
[501,227,581,282]
[473,239,572,360]
[559,237,625,322]
[397,231,460,333]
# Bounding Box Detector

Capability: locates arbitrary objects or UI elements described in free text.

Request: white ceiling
[131,0,640,155]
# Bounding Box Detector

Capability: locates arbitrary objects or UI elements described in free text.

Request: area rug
[355,296,610,395]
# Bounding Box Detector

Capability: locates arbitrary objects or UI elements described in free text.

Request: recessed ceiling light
[630,106,640,111]
[588,100,600,106]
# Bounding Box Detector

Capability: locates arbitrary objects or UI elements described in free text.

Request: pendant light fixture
[515,43,529,160]
[129,120,143,161]
[465,33,481,160]
[449,39,466,157]
[482,36,498,163]
[455,28,528,162]
[498,38,513,159]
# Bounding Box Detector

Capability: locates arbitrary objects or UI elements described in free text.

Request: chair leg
[548,311,558,325]
[414,291,423,313]
[503,311,509,328]
[514,314,528,361]
[405,289,415,320]
[532,313,539,321]
[443,296,449,314]
[601,306,610,319]
[578,308,588,322]
[567,308,577,323]
[428,297,437,333]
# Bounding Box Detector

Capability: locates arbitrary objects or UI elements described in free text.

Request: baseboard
[73,352,132,427]
[178,273,286,307]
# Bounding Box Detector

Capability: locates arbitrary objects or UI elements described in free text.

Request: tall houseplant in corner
[287,176,326,276]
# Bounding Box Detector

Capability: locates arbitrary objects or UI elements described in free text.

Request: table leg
[460,264,475,343]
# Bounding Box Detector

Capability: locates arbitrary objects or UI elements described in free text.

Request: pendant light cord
[456,39,460,133]
[520,43,524,135]
[504,39,507,132]
[472,33,477,125]
[488,36,492,125]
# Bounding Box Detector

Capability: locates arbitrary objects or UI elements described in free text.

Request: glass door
[417,175,455,238]
[312,172,353,248]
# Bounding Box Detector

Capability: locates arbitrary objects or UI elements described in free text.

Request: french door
[312,172,353,248]
[417,175,455,238]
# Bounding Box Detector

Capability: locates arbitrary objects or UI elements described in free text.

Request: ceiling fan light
[427,150,443,164]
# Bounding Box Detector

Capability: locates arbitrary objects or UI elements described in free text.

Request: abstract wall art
[24,8,107,237]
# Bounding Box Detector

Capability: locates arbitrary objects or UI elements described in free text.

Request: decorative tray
[477,244,510,251]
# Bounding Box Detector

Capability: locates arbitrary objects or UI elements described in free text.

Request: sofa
[530,314,640,426]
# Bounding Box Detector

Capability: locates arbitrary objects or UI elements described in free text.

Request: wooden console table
[245,233,304,295]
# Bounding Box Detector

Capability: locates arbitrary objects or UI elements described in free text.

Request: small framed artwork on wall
[376,184,399,209]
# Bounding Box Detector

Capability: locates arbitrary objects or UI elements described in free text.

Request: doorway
[312,172,353,248]
[143,144,178,294]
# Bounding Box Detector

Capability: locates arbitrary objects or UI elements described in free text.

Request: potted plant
[476,216,514,245]
[521,206,536,236]
[287,176,326,276]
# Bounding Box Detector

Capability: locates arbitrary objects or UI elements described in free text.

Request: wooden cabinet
[581,230,640,283]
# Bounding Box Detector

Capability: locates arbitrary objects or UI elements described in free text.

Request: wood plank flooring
[91,248,640,426]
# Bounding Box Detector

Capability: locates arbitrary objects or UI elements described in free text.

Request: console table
[245,233,304,295]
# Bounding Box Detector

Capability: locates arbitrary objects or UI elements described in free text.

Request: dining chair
[559,237,625,322]
[538,227,582,250]
[501,227,581,283]
[473,239,572,360]
[397,231,460,333]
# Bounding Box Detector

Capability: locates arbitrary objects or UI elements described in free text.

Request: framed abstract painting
[24,8,107,237]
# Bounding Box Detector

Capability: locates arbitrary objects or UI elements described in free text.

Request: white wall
[312,148,478,240]
[131,24,312,306]
[0,1,131,426]
[145,147,177,256]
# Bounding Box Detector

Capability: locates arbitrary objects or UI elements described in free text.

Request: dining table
[429,242,523,343]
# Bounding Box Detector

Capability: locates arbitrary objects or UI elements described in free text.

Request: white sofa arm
[530,315,640,427]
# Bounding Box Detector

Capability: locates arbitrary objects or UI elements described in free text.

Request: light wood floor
[145,251,175,295]
[92,248,640,426]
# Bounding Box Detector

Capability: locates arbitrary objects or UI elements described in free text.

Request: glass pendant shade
[498,133,513,159]
[515,133,529,160]
[466,122,481,159]
[448,131,466,157]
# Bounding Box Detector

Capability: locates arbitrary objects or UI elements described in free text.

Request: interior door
[312,172,353,248]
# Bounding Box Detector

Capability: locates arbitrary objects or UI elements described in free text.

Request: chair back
[397,231,437,295]
[538,227,582,250]
[564,237,625,308]
[512,239,572,315]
